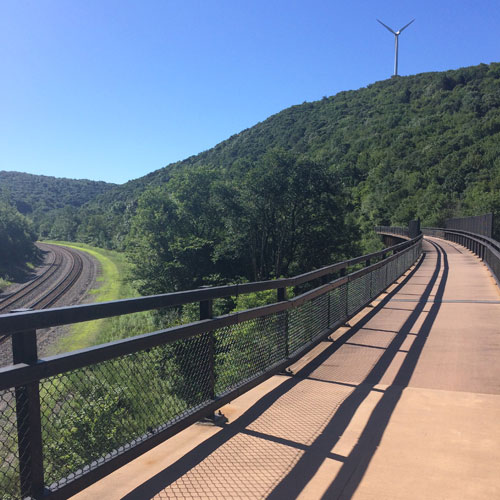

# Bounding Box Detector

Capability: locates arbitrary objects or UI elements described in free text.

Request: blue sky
[1,0,499,184]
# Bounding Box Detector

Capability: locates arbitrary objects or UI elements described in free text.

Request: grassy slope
[44,241,154,353]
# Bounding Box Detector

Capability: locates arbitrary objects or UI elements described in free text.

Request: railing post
[340,268,349,318]
[383,253,389,288]
[319,276,332,327]
[366,259,373,297]
[277,287,289,358]
[199,295,216,416]
[11,309,44,500]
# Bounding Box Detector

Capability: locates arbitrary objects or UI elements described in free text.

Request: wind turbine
[377,18,415,77]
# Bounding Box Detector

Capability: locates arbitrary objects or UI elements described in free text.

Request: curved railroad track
[0,245,60,313]
[0,244,84,348]
[31,248,83,309]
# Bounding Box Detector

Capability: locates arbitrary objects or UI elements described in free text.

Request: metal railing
[437,229,500,285]
[421,227,445,238]
[446,213,493,238]
[423,212,499,286]
[373,226,410,238]
[375,220,421,240]
[0,235,422,499]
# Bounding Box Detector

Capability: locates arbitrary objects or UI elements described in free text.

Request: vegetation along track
[0,243,84,349]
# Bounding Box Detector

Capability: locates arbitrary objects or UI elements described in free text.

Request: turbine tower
[377,18,415,77]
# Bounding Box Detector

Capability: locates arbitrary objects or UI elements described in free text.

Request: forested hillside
[2,62,499,291]
[0,171,116,240]
[126,150,358,295]
[78,62,500,249]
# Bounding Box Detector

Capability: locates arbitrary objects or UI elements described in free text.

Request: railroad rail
[0,245,84,347]
[0,246,60,313]
[31,248,83,309]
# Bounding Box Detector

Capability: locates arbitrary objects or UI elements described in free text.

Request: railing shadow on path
[122,240,447,500]
[316,239,448,499]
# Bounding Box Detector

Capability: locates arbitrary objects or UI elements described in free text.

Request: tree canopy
[127,150,358,294]
[0,202,38,277]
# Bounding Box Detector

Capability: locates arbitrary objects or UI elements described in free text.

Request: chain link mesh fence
[215,311,286,396]
[288,292,329,357]
[328,283,347,328]
[0,388,21,499]
[1,241,421,498]
[40,332,213,491]
[347,273,372,316]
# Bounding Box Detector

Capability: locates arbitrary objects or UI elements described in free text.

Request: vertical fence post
[199,295,216,419]
[320,276,331,328]
[11,309,44,499]
[277,287,289,358]
[366,259,372,298]
[340,267,349,318]
[382,253,388,288]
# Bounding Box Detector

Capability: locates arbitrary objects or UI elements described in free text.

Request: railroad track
[0,246,60,313]
[31,248,83,309]
[0,244,84,348]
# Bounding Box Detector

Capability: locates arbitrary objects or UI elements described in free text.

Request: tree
[0,202,38,276]
[126,151,358,295]
[220,149,356,280]
[126,166,229,294]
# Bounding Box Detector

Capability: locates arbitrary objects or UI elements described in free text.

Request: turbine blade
[377,19,396,35]
[398,19,415,33]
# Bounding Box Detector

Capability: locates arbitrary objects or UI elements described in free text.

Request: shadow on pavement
[123,241,447,499]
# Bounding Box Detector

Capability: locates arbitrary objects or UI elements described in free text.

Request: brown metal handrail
[0,233,422,500]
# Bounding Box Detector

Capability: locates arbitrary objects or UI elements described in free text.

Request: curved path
[74,237,500,500]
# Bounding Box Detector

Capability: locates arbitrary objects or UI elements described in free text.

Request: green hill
[2,62,500,289]
[0,171,116,240]
[77,62,500,248]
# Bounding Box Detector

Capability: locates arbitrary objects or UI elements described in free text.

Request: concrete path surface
[73,237,500,499]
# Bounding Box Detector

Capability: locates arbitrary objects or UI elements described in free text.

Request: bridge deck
[73,237,500,499]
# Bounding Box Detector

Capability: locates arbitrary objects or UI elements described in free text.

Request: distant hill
[3,62,500,249]
[76,62,500,248]
[0,171,116,240]
[0,171,116,215]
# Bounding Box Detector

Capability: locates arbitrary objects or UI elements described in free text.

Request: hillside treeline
[1,62,500,288]
[72,62,500,250]
[0,171,115,240]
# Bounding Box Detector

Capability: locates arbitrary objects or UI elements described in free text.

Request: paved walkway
[74,238,500,499]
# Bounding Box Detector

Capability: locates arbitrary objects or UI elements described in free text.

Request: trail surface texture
[74,237,500,500]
